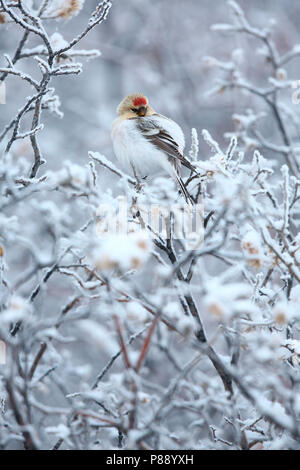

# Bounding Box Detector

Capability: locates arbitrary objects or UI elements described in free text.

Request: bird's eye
[131,108,138,114]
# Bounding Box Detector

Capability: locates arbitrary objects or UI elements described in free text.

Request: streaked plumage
[111,93,196,203]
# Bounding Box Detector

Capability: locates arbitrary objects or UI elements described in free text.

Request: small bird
[111,93,196,203]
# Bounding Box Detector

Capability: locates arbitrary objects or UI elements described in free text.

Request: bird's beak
[138,106,147,117]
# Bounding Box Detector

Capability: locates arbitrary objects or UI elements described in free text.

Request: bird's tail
[176,175,194,206]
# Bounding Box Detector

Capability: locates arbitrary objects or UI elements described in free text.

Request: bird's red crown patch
[133,97,147,107]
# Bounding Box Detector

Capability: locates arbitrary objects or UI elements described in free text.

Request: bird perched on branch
[111,93,197,204]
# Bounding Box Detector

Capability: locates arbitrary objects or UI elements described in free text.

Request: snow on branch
[1,0,300,452]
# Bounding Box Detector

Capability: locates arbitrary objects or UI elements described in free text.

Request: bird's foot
[134,180,145,193]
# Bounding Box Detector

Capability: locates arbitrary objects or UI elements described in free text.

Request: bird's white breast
[111,115,185,177]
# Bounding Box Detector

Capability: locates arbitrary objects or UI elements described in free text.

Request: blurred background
[1,0,300,175]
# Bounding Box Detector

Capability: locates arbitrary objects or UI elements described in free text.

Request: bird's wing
[135,116,197,173]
